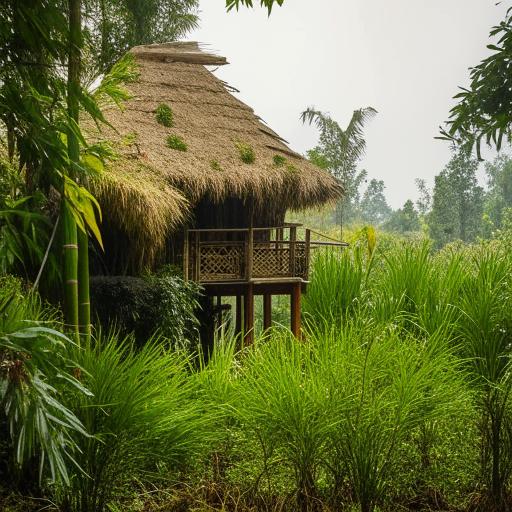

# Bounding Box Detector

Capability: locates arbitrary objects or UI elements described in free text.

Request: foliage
[384,199,420,234]
[273,154,286,167]
[359,178,391,225]
[90,271,200,348]
[155,103,174,127]
[302,107,376,234]
[166,134,188,152]
[415,178,432,217]
[210,159,224,171]
[440,8,512,156]
[82,0,199,77]
[428,148,483,248]
[59,332,207,512]
[483,153,512,234]
[0,277,90,485]
[235,141,256,164]
[226,0,285,13]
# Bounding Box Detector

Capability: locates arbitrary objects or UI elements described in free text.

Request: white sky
[190,0,508,208]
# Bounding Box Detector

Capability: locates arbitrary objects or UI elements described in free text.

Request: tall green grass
[59,332,208,512]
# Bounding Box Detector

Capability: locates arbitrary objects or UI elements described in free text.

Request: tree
[384,200,420,234]
[301,107,376,237]
[428,149,484,248]
[440,8,512,156]
[83,0,199,77]
[483,154,512,232]
[359,178,391,225]
[415,178,432,217]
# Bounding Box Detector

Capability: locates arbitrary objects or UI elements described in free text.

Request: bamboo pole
[62,202,79,340]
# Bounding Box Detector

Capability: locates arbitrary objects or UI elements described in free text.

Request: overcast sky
[190,0,508,208]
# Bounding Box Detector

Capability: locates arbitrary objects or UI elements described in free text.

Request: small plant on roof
[122,131,138,146]
[286,163,298,174]
[235,141,255,164]
[210,160,224,171]
[166,134,187,152]
[155,103,174,127]
[273,154,286,167]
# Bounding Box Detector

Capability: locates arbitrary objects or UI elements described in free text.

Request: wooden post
[194,231,200,281]
[263,293,272,331]
[304,228,311,280]
[289,225,297,277]
[235,295,243,338]
[290,282,301,338]
[244,283,254,345]
[183,230,189,281]
[245,228,254,280]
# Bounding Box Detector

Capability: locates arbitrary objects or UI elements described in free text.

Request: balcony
[184,224,347,285]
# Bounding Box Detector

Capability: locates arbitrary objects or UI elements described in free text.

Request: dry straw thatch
[88,42,342,268]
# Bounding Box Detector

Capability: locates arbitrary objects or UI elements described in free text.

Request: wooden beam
[235,294,242,338]
[244,283,254,346]
[290,281,301,338]
[263,293,272,331]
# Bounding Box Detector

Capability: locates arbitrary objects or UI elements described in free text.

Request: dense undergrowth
[3,239,512,511]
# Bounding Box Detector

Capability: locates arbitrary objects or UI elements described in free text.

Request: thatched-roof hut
[89,42,341,275]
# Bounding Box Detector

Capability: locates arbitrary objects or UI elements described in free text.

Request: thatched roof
[89,42,342,268]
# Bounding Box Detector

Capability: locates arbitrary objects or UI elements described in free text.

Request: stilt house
[89,42,343,344]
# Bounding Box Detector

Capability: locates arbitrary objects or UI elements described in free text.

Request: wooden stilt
[290,282,301,338]
[235,294,242,338]
[244,284,254,345]
[263,293,272,331]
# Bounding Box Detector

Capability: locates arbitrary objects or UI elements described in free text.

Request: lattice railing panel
[253,244,290,278]
[199,244,244,282]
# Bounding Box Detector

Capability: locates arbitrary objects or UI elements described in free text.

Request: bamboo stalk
[62,202,79,340]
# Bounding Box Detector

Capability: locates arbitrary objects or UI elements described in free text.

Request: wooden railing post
[289,226,297,277]
[194,231,200,281]
[183,230,189,281]
[246,228,254,280]
[304,228,311,280]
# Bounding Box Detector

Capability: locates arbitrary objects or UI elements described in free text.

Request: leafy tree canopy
[83,0,200,78]
[226,0,285,13]
[440,8,512,157]
[428,149,484,248]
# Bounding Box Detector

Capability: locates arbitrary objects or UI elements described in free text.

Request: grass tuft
[235,141,255,164]
[166,134,187,152]
[155,103,174,127]
[273,154,286,167]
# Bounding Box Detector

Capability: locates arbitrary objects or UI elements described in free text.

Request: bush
[90,271,200,348]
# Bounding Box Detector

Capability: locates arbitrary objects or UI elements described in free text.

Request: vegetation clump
[235,141,255,164]
[210,159,224,171]
[155,103,174,127]
[166,134,187,152]
[273,154,286,167]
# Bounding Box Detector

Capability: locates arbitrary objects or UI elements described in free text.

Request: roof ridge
[130,41,228,66]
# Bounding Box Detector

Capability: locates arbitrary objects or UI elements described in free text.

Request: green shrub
[166,134,187,151]
[235,142,255,164]
[90,270,200,348]
[155,103,174,127]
